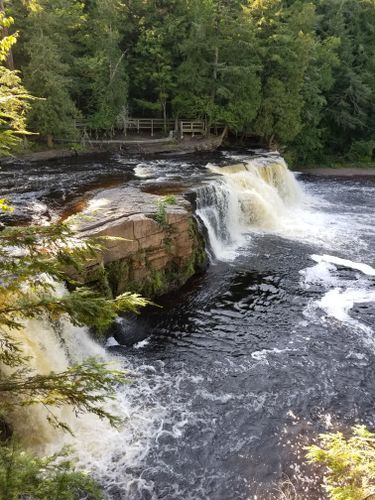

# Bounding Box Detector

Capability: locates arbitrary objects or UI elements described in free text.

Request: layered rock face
[71,186,206,297]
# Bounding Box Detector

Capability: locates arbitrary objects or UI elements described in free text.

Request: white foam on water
[134,164,157,178]
[301,255,375,335]
[299,261,337,289]
[105,336,120,347]
[133,337,151,349]
[251,347,298,365]
[311,254,375,276]
[318,288,375,330]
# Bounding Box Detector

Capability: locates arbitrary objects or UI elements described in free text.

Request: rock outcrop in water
[71,187,206,297]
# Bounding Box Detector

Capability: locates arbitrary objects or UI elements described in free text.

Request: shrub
[155,195,177,228]
[306,425,375,499]
[0,442,104,499]
[347,140,375,162]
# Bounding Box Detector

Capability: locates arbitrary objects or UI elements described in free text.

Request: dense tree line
[3,0,375,163]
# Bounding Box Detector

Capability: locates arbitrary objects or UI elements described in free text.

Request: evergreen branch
[0,358,128,428]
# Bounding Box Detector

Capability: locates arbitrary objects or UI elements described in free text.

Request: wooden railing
[179,121,205,138]
[75,118,226,139]
[124,118,175,136]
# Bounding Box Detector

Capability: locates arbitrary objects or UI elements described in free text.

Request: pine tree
[316,0,375,158]
[174,0,261,132]
[17,0,82,145]
[80,0,128,132]
[243,0,318,148]
[0,10,31,154]
[307,425,375,499]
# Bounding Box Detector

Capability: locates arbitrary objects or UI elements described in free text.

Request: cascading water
[4,282,113,452]
[5,282,178,498]
[195,157,303,260]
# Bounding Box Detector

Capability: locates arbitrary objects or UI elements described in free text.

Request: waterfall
[195,157,303,260]
[4,282,172,497]
[3,281,112,452]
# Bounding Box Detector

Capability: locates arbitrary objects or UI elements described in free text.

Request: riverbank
[13,134,226,162]
[299,167,375,176]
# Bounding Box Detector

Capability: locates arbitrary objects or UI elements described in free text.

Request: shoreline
[13,134,226,162]
[298,167,375,177]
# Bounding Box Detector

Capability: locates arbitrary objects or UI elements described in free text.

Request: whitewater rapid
[195,156,373,261]
[301,254,375,336]
[10,287,172,498]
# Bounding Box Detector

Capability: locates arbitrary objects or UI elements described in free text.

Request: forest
[2,0,375,163]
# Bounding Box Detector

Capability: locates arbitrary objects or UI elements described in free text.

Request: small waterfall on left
[4,281,112,452]
[4,280,173,498]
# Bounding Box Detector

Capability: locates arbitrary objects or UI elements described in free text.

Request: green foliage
[80,0,128,131]
[174,0,260,130]
[163,195,177,205]
[147,270,167,296]
[0,442,104,499]
[18,0,82,142]
[314,0,375,159]
[0,358,127,429]
[348,140,375,162]
[0,12,32,155]
[2,0,375,161]
[306,425,375,499]
[155,195,177,228]
[69,142,87,153]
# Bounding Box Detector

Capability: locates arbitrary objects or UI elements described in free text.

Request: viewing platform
[75,117,225,140]
[74,117,227,154]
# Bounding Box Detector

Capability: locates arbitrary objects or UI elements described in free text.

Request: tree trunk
[47,135,53,148]
[211,46,219,104]
[161,99,167,134]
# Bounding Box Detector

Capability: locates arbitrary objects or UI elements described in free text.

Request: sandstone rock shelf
[70,186,207,297]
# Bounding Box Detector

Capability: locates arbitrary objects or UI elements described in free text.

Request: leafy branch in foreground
[306,425,375,500]
[0,218,150,497]
[0,358,126,430]
[0,221,148,428]
[0,442,104,500]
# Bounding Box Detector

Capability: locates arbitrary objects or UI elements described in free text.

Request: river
[2,150,375,499]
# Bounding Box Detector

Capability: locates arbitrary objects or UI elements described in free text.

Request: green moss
[189,218,208,269]
[143,269,169,297]
[164,236,174,253]
[96,263,113,298]
[91,215,207,299]
[105,259,130,296]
